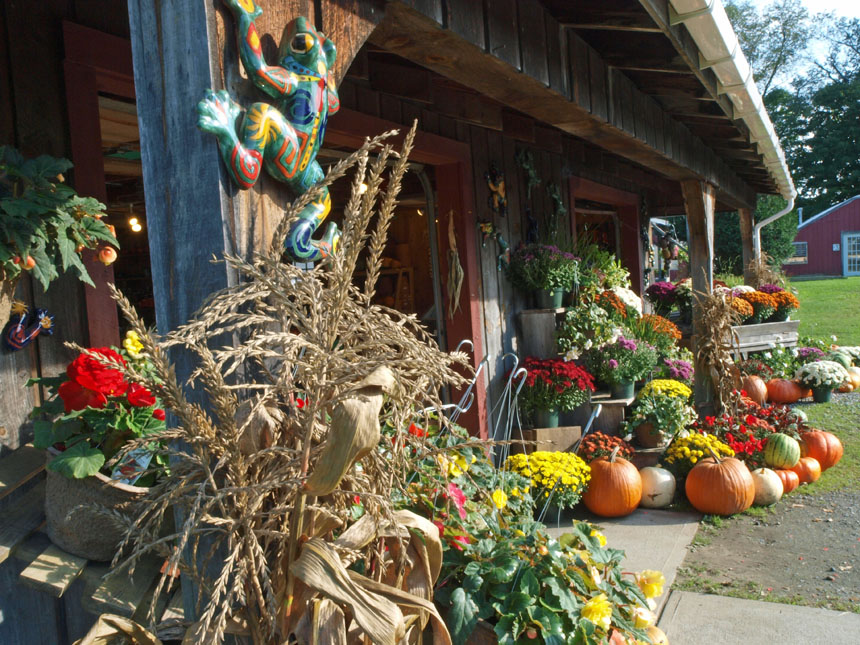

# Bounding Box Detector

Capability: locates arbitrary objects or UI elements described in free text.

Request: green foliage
[0,146,117,289]
[713,195,798,274]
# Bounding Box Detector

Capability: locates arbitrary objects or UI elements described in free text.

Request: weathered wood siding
[785,198,860,276]
[338,67,672,413]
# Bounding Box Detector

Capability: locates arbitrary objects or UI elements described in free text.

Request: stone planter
[45,450,149,561]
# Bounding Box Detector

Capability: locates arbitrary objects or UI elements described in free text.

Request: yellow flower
[637,570,665,599]
[454,454,470,473]
[581,593,612,631]
[514,529,525,537]
[590,529,607,547]
[633,607,654,629]
[123,330,144,356]
[491,489,508,510]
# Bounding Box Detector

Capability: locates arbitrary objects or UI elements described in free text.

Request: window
[786,241,808,264]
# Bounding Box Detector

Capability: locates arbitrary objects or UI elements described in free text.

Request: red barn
[784,195,860,276]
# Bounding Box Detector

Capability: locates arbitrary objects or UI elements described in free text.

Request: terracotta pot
[634,422,666,449]
[45,450,149,561]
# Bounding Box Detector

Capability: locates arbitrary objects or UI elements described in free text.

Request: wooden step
[0,443,46,502]
[0,480,46,565]
[19,543,87,597]
[85,554,163,617]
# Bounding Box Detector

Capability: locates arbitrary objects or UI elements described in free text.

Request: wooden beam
[682,179,716,414]
[739,207,755,284]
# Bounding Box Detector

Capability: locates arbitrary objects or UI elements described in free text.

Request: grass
[790,276,860,345]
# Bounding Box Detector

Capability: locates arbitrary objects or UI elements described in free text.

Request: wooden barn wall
[786,201,860,276]
[0,4,132,644]
[338,72,674,414]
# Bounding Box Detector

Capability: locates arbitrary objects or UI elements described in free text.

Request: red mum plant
[578,432,634,463]
[27,332,166,484]
[519,356,595,417]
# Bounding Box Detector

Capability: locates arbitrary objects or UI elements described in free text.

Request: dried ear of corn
[303,366,395,496]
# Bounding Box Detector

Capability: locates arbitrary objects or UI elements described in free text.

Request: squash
[751,468,784,506]
[828,352,852,370]
[763,433,801,469]
[685,448,755,516]
[773,468,800,494]
[790,456,822,484]
[742,375,768,405]
[583,447,642,517]
[800,430,843,471]
[790,408,808,424]
[646,625,669,644]
[766,378,802,404]
[837,381,854,393]
[639,466,676,509]
[846,366,860,389]
[793,379,812,399]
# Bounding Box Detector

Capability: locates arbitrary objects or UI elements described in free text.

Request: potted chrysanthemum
[518,357,595,428]
[589,336,658,399]
[506,243,580,308]
[795,360,849,403]
[28,332,166,560]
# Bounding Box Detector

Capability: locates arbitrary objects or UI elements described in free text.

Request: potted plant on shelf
[622,379,697,448]
[589,336,658,399]
[28,332,166,560]
[766,290,800,322]
[795,360,849,403]
[644,281,676,317]
[519,356,595,428]
[0,146,119,324]
[737,290,777,324]
[674,278,693,324]
[506,243,580,308]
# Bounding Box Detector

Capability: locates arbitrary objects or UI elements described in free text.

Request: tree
[724,0,816,97]
[713,195,798,275]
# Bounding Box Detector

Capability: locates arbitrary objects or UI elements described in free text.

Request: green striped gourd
[764,433,800,469]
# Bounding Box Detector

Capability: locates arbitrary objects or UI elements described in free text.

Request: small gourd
[751,468,783,506]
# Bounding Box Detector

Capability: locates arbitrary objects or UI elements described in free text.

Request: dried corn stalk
[104,123,471,644]
[694,289,743,412]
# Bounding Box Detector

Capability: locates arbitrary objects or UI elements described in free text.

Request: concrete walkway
[658,591,860,644]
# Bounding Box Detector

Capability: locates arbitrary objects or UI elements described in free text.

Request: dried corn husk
[235,398,283,455]
[290,538,406,645]
[303,366,395,496]
[293,598,347,645]
[74,614,162,645]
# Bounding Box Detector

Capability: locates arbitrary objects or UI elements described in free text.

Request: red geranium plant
[519,356,595,415]
[28,332,166,483]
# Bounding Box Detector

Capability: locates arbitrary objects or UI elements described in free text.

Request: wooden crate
[729,320,800,359]
[514,425,582,454]
[516,308,566,358]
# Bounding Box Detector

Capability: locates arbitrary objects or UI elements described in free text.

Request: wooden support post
[739,207,755,284]
[681,179,716,415]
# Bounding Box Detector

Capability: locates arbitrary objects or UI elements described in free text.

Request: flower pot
[534,408,559,429]
[609,381,635,400]
[633,422,666,449]
[536,288,564,309]
[45,450,149,561]
[811,386,833,403]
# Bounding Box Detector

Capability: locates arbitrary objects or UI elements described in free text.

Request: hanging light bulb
[131,222,143,233]
[127,204,143,233]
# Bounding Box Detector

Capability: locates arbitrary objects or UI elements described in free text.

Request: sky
[750,0,860,19]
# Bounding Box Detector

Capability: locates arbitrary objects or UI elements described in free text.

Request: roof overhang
[548,0,796,201]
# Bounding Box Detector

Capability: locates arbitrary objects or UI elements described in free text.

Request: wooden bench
[730,320,800,360]
[0,444,184,640]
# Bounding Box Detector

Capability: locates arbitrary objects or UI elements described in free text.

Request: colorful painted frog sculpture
[197,0,340,262]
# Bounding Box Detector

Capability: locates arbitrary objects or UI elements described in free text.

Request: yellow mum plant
[638,378,691,399]
[664,433,734,478]
[506,451,591,509]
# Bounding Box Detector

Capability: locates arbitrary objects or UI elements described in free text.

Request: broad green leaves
[47,441,105,479]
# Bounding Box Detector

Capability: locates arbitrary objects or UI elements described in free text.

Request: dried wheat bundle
[105,124,471,644]
[746,252,788,288]
[694,289,742,412]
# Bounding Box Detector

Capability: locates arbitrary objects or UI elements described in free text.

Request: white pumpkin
[846,366,860,389]
[751,468,784,506]
[639,466,676,508]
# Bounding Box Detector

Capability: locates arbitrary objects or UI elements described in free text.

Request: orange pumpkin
[583,447,642,517]
[837,382,854,393]
[685,448,755,515]
[742,375,768,404]
[790,456,822,484]
[773,468,800,494]
[766,378,802,404]
[793,380,812,399]
[800,431,843,471]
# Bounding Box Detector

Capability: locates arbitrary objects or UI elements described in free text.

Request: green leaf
[493,615,518,645]
[27,241,58,290]
[518,569,539,596]
[463,573,483,594]
[503,591,533,613]
[33,420,56,449]
[463,561,482,576]
[545,577,581,618]
[570,619,597,645]
[448,588,479,645]
[47,442,105,479]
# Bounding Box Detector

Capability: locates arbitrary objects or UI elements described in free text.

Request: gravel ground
[673,392,860,613]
